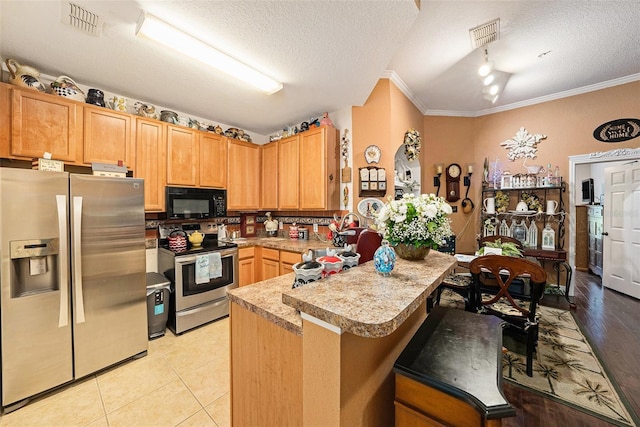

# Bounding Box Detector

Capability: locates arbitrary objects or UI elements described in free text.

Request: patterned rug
[439,289,638,427]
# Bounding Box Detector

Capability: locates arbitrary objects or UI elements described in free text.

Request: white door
[603,162,640,299]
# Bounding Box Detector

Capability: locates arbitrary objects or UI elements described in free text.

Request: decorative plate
[364,145,381,164]
[358,197,383,219]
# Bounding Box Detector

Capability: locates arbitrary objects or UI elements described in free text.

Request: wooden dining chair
[469,255,547,377]
[435,236,523,311]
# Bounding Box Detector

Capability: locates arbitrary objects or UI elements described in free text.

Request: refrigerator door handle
[56,195,69,328]
[73,196,86,324]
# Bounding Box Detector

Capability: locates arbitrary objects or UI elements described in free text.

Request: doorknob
[601,232,609,236]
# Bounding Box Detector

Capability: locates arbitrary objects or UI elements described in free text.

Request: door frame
[568,147,640,293]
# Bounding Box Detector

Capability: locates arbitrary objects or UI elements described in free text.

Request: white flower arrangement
[374,193,453,249]
[403,128,421,162]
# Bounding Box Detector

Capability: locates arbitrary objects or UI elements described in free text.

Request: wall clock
[445,163,461,202]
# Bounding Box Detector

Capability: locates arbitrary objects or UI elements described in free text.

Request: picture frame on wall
[240,213,257,237]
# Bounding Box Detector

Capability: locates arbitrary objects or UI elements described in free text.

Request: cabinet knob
[601,231,609,236]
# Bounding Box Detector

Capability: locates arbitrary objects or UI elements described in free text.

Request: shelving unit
[480,180,567,250]
[480,179,574,308]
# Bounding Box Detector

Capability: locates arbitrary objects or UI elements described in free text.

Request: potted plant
[477,239,523,257]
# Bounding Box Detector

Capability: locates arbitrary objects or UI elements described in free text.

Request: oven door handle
[175,256,198,265]
[174,250,237,265]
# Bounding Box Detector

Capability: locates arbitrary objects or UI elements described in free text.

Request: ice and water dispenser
[9,239,60,297]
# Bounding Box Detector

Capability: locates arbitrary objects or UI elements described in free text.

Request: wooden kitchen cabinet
[0,84,10,158]
[238,247,256,287]
[83,105,133,167]
[135,118,166,211]
[9,86,83,163]
[278,135,300,209]
[300,126,339,210]
[199,133,227,188]
[260,247,281,281]
[279,250,301,276]
[260,141,279,210]
[227,139,260,210]
[575,206,589,271]
[166,125,199,186]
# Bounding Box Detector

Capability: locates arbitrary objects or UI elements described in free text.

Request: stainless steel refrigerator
[0,168,148,410]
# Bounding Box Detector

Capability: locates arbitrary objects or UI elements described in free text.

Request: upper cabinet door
[260,141,278,210]
[200,133,227,188]
[10,87,82,163]
[135,118,166,211]
[84,106,133,167]
[166,125,199,187]
[278,136,299,210]
[227,139,259,210]
[300,126,339,210]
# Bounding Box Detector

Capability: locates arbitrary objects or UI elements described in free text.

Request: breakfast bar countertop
[227,250,457,338]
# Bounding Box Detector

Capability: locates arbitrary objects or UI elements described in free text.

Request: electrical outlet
[313,223,318,233]
[279,221,283,230]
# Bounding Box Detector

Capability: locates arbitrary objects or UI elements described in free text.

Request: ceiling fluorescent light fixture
[136,12,282,95]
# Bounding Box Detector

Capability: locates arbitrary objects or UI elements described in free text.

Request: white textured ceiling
[1,1,639,136]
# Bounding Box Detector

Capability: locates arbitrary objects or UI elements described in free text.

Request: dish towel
[209,252,223,279]
[195,254,210,284]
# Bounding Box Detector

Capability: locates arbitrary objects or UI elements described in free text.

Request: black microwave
[165,187,226,219]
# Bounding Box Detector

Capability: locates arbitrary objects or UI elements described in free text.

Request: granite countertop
[228,250,457,338]
[229,236,336,253]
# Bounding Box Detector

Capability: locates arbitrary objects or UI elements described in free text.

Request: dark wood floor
[502,270,640,426]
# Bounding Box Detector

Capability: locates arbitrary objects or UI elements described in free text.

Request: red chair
[355,229,382,264]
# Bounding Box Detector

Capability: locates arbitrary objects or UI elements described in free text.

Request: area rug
[439,289,638,427]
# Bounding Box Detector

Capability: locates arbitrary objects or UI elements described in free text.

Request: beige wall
[427,80,640,253]
[352,79,424,214]
[353,78,640,253]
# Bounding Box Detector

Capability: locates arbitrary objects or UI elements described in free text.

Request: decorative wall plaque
[593,118,640,143]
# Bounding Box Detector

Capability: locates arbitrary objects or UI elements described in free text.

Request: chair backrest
[469,255,546,316]
[478,235,523,250]
[356,229,382,264]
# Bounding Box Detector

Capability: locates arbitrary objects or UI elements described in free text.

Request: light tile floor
[0,318,231,427]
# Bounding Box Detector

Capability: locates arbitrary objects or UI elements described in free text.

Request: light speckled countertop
[228,250,457,338]
[227,236,335,253]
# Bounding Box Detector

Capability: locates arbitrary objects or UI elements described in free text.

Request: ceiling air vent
[469,18,500,49]
[61,1,103,36]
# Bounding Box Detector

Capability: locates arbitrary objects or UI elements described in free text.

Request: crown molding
[474,73,640,116]
[380,70,640,118]
[381,70,427,114]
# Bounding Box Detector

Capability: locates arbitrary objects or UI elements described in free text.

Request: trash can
[146,272,171,339]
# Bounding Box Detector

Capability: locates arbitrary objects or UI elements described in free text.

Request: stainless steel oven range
[158,237,238,334]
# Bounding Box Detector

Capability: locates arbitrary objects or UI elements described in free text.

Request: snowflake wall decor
[500,127,547,161]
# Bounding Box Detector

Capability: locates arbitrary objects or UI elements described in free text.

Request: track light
[482,74,495,86]
[136,12,283,94]
[478,48,494,77]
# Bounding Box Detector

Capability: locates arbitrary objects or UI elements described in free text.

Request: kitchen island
[227,250,456,427]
